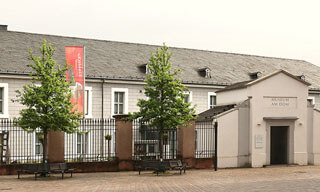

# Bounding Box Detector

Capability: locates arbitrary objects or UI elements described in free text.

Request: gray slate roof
[196,104,236,122]
[1,30,320,89]
[216,70,312,93]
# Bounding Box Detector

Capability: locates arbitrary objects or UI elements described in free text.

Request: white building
[1,26,320,166]
[198,70,320,167]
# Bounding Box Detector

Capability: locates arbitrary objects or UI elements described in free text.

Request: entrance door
[270,126,288,164]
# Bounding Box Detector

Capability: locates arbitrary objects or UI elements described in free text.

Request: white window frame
[84,87,93,118]
[0,83,8,118]
[308,96,316,105]
[208,92,217,109]
[70,86,92,118]
[111,88,128,117]
[183,91,192,103]
[32,129,43,158]
[74,132,91,158]
[34,132,43,156]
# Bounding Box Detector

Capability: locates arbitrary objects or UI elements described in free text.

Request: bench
[138,160,164,176]
[17,164,49,180]
[168,160,186,175]
[137,160,186,175]
[49,163,75,179]
[17,163,74,180]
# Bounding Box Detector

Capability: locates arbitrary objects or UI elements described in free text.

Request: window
[0,83,8,118]
[111,88,128,116]
[183,91,192,103]
[249,72,262,80]
[208,92,216,109]
[70,86,92,118]
[76,133,89,155]
[35,133,43,155]
[114,92,124,114]
[84,87,92,118]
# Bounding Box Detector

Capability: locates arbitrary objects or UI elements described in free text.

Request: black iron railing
[0,119,42,164]
[195,121,215,158]
[132,119,178,160]
[0,118,116,164]
[65,118,116,162]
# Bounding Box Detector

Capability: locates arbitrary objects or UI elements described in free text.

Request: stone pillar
[178,120,195,166]
[47,130,65,163]
[114,114,133,170]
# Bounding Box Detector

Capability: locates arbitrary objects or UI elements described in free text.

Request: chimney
[0,25,8,31]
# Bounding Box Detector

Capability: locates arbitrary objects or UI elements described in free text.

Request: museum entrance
[270,126,289,164]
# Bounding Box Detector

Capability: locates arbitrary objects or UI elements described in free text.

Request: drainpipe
[101,79,105,158]
[214,119,218,171]
[102,79,105,118]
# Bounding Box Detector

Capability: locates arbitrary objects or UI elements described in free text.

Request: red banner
[65,46,84,115]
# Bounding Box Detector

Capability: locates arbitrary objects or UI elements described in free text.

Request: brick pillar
[114,114,133,170]
[178,120,195,166]
[47,130,65,163]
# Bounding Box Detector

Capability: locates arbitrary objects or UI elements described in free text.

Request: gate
[195,120,218,170]
[132,119,178,160]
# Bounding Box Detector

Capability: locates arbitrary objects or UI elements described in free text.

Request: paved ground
[1,166,320,191]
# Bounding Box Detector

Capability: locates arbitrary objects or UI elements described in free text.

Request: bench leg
[71,172,73,178]
[139,170,141,175]
[62,172,64,179]
[35,173,37,180]
[180,169,182,175]
[18,173,20,179]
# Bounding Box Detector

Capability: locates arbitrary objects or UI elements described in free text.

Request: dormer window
[198,67,211,78]
[296,75,305,81]
[249,72,262,80]
[138,64,151,74]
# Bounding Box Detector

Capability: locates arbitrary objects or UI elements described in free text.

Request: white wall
[247,72,309,167]
[312,109,320,165]
[217,88,247,105]
[217,109,239,168]
[0,76,219,118]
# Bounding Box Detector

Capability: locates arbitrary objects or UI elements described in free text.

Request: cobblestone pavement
[2,166,320,191]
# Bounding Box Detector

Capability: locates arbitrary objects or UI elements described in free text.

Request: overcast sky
[1,0,320,66]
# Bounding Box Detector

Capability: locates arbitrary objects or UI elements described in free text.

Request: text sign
[255,135,264,148]
[263,97,297,108]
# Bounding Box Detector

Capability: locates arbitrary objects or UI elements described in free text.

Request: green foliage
[128,45,197,129]
[14,39,81,133]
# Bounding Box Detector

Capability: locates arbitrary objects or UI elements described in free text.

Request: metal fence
[132,119,178,160]
[0,118,116,164]
[195,121,215,158]
[0,119,42,164]
[65,118,116,162]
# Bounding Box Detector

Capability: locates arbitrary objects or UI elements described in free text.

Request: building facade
[198,70,320,168]
[1,27,320,167]
[1,27,320,119]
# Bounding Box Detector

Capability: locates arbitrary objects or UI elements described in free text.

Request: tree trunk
[159,129,163,160]
[41,128,48,176]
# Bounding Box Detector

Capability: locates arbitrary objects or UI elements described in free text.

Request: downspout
[101,79,105,158]
[102,79,105,118]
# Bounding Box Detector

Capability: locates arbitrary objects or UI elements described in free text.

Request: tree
[14,40,81,166]
[129,45,197,159]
